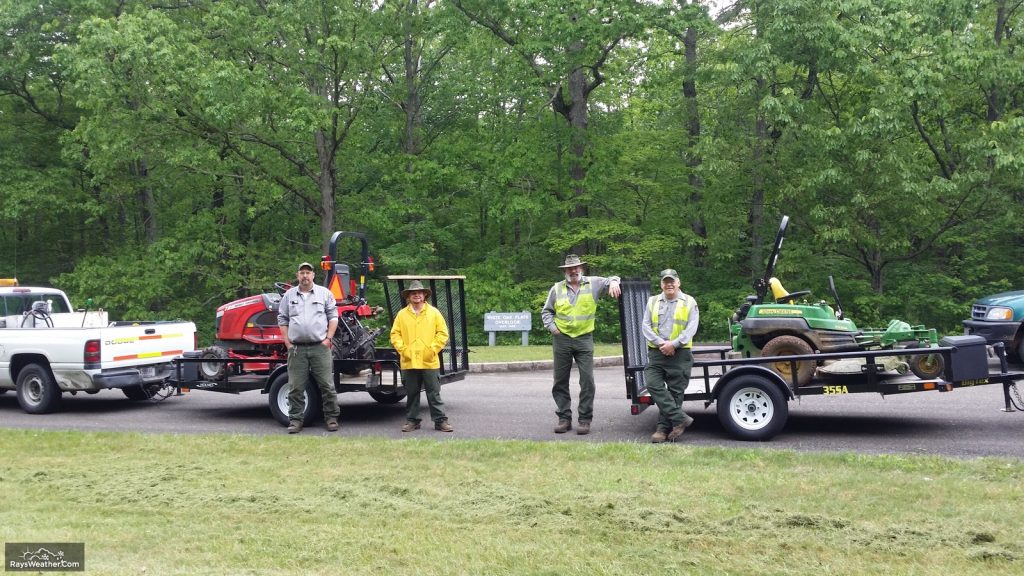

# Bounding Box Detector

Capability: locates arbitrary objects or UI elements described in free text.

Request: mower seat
[769,277,811,304]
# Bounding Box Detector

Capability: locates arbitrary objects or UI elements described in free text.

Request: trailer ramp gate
[618,279,654,413]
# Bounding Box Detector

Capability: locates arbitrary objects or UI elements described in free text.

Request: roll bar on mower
[322,231,374,302]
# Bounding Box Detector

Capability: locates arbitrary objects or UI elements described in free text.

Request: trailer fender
[711,365,793,402]
[262,364,290,394]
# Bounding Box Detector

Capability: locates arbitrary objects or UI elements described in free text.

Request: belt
[292,341,323,346]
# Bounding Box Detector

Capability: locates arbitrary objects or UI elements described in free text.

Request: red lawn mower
[198,232,382,380]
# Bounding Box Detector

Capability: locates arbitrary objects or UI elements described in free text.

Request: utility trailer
[169,233,468,426]
[618,279,1024,441]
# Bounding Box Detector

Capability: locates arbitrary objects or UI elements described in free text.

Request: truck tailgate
[100,322,196,367]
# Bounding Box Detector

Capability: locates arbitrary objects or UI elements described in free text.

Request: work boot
[434,420,454,433]
[287,420,303,434]
[576,421,591,435]
[666,415,695,442]
[325,418,339,432]
[401,420,421,433]
[651,429,668,443]
[554,419,572,434]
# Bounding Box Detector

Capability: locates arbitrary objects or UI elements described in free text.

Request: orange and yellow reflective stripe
[113,349,185,362]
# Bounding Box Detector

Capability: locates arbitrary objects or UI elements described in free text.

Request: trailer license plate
[141,366,155,378]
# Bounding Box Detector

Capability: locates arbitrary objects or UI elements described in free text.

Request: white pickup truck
[0,284,196,414]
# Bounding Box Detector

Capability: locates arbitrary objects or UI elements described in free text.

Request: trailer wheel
[760,335,815,386]
[717,375,788,441]
[368,389,406,404]
[16,363,62,414]
[268,372,322,426]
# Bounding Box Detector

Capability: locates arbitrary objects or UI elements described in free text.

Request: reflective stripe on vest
[554,281,597,337]
[648,294,692,348]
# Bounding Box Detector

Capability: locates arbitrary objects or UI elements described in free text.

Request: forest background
[1,0,1022,346]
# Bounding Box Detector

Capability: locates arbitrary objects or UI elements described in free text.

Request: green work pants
[287,344,339,422]
[643,347,694,431]
[552,332,595,422]
[403,368,446,423]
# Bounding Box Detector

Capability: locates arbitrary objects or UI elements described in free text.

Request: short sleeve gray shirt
[277,284,339,343]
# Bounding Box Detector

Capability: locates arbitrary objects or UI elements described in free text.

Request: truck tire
[268,372,322,427]
[16,363,62,414]
[760,335,815,386]
[367,389,406,404]
[199,346,229,380]
[717,374,788,441]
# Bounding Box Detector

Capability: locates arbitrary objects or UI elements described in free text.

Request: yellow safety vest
[554,281,597,337]
[648,294,692,349]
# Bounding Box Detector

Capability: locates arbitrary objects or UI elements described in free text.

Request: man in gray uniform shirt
[642,268,699,443]
[277,262,340,434]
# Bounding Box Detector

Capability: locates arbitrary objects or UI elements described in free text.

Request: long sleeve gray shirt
[641,292,700,348]
[541,275,620,334]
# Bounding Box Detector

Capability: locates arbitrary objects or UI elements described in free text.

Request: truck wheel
[16,363,62,414]
[717,374,788,441]
[199,346,229,380]
[268,373,322,427]
[760,335,815,386]
[368,389,406,404]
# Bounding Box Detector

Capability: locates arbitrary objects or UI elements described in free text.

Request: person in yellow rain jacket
[390,280,453,433]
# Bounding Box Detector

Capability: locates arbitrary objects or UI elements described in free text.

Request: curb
[469,356,624,373]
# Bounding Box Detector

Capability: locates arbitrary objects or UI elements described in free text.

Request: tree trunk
[748,78,767,278]
[130,158,157,244]
[988,0,1007,123]
[315,128,337,253]
[402,4,423,159]
[565,63,590,255]
[682,23,706,266]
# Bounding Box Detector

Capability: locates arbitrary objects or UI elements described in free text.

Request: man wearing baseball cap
[277,261,340,434]
[540,254,621,435]
[641,268,700,442]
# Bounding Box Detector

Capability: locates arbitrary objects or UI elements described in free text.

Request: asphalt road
[2,364,1023,459]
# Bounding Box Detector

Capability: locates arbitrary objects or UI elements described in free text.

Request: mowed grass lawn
[2,429,1021,575]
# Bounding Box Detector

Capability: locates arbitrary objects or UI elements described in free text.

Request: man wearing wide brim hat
[641,268,700,443]
[390,280,453,433]
[400,281,432,301]
[540,254,622,435]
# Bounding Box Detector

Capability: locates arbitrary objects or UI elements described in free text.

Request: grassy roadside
[2,429,1021,575]
[468,343,623,363]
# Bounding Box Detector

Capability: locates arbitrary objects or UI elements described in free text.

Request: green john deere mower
[729,216,943,386]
